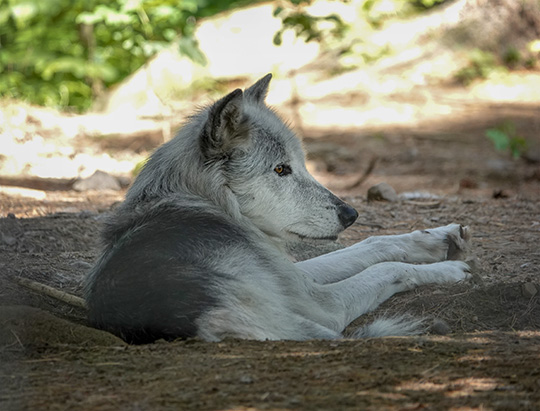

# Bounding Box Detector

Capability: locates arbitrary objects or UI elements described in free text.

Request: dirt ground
[1,93,540,410]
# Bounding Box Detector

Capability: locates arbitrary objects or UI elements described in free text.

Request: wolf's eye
[274,164,291,176]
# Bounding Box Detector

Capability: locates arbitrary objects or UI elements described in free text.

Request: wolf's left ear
[244,73,272,104]
[201,88,249,160]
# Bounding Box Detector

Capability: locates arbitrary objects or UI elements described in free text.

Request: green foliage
[272,1,347,46]
[503,45,540,70]
[503,47,521,68]
[410,0,447,9]
[273,0,449,74]
[454,49,505,85]
[485,122,528,159]
[361,0,448,27]
[1,0,94,110]
[0,0,259,111]
[455,45,537,85]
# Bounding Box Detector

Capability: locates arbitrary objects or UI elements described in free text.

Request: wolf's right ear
[201,88,249,160]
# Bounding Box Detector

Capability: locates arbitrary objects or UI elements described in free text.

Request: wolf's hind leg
[196,307,341,341]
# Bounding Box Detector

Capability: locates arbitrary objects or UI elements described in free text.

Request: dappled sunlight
[198,4,320,78]
[305,0,360,25]
[398,377,500,395]
[299,103,418,129]
[1,124,139,179]
[457,352,493,363]
[398,380,450,392]
[370,0,465,47]
[2,0,540,181]
[0,186,46,200]
[445,378,500,398]
[0,102,151,180]
[469,72,540,102]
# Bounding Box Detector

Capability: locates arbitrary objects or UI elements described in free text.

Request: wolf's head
[128,74,358,242]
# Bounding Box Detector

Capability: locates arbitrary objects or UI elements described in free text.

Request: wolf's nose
[338,204,358,228]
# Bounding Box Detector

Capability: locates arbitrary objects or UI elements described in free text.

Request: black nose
[337,203,358,228]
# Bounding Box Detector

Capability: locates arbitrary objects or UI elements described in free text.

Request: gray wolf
[85,74,471,344]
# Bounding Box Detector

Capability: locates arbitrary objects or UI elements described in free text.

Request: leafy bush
[273,2,347,46]
[361,0,448,27]
[273,0,449,73]
[0,0,461,111]
[454,49,505,85]
[0,0,257,111]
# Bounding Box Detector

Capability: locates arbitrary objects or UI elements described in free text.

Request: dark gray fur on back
[86,198,248,344]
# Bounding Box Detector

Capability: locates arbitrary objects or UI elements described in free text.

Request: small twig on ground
[13,277,87,309]
[10,330,24,349]
[344,156,379,190]
[403,200,442,208]
[352,222,386,229]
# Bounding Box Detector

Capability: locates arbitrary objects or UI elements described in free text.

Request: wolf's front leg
[319,260,471,331]
[296,224,470,284]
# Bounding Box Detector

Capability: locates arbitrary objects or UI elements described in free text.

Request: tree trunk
[79,23,105,98]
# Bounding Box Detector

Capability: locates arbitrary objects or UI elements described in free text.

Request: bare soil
[1,98,540,410]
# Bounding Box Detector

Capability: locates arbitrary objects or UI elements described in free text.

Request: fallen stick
[13,277,87,309]
[343,155,378,190]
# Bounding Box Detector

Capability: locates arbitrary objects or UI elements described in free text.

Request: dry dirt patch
[2,331,540,410]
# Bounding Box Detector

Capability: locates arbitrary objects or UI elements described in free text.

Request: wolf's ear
[201,88,249,160]
[244,73,272,104]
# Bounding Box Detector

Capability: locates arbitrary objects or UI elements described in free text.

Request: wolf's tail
[351,315,426,338]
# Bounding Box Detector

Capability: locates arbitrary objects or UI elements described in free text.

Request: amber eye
[274,164,291,176]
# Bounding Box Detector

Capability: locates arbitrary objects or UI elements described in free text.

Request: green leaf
[273,6,284,17]
[510,136,527,159]
[273,31,283,46]
[485,129,510,152]
[178,37,207,66]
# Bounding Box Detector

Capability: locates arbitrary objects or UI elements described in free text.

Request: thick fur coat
[85,75,471,344]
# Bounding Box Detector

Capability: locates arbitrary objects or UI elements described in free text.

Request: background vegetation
[0,0,258,111]
[0,0,452,112]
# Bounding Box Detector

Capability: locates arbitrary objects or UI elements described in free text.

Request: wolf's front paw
[404,260,471,289]
[412,223,471,263]
[413,260,472,286]
[444,224,471,260]
[438,260,471,283]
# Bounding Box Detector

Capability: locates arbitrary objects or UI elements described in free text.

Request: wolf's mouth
[287,231,338,242]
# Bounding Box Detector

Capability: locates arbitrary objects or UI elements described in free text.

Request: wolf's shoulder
[100,197,248,249]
